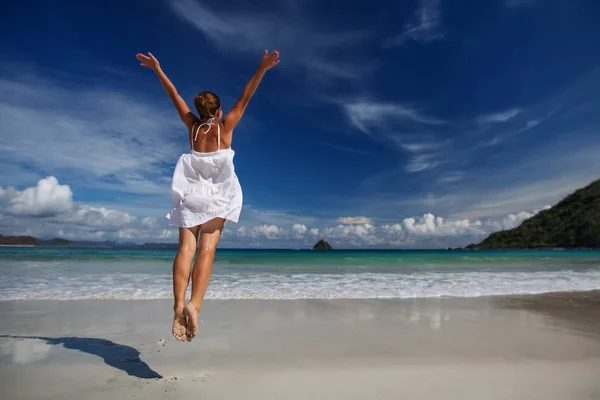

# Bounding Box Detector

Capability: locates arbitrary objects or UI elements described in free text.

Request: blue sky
[1,0,599,248]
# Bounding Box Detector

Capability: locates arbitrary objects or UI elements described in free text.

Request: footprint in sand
[191,373,211,383]
[163,373,211,384]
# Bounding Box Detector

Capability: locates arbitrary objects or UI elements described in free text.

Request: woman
[136,49,280,342]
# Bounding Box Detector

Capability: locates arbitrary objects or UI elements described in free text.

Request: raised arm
[136,52,197,130]
[222,50,280,131]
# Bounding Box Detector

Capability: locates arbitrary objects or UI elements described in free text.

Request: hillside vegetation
[467,179,600,249]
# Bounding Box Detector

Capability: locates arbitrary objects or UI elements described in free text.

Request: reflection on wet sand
[494,290,600,339]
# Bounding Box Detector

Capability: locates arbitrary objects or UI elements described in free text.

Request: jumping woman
[136,49,280,342]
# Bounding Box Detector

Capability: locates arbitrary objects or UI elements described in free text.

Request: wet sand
[1,292,599,399]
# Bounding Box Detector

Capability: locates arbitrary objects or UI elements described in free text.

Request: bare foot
[172,306,187,342]
[185,303,199,341]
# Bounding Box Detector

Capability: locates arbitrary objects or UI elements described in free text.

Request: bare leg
[172,226,200,342]
[185,217,224,340]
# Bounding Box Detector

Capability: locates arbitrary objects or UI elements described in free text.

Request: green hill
[467,178,600,249]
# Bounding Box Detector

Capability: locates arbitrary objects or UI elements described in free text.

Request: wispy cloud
[338,99,449,173]
[342,100,445,135]
[405,153,441,172]
[437,171,464,184]
[443,142,600,220]
[503,0,539,8]
[389,135,450,172]
[385,0,444,47]
[477,108,523,123]
[337,216,372,225]
[168,0,374,81]
[0,75,182,197]
[338,99,448,173]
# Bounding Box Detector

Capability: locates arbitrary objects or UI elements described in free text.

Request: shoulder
[218,121,233,135]
[190,116,201,130]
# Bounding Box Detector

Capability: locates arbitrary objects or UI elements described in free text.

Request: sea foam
[2,270,600,300]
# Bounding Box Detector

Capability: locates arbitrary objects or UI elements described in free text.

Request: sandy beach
[1,292,599,399]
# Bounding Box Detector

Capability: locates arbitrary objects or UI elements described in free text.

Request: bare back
[189,119,233,153]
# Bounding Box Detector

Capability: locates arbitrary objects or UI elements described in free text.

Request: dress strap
[192,118,221,150]
[190,123,199,149]
[193,118,216,143]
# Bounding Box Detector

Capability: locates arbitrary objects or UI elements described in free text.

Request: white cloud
[168,0,372,81]
[0,177,552,248]
[1,176,72,217]
[64,205,137,228]
[291,223,308,239]
[381,223,403,234]
[483,207,550,232]
[250,224,282,240]
[386,0,444,47]
[403,213,482,236]
[477,108,523,123]
[292,224,307,234]
[323,223,383,245]
[265,207,545,247]
[337,216,371,225]
[0,177,175,243]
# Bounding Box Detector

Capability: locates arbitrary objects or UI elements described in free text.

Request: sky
[1,0,600,249]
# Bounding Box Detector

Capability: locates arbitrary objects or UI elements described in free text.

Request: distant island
[312,239,333,250]
[0,235,177,249]
[467,178,600,249]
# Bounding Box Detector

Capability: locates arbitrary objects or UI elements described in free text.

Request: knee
[198,243,217,255]
[177,244,197,259]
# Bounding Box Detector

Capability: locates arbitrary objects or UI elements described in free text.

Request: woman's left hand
[136,52,161,71]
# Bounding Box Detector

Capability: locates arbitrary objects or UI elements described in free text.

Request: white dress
[166,120,243,228]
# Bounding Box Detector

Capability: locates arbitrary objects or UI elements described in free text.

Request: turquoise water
[1,247,600,300]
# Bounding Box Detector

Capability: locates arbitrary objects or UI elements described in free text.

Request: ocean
[1,247,599,300]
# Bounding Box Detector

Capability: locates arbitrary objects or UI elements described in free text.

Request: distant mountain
[0,234,176,249]
[43,238,73,246]
[0,235,40,246]
[467,179,600,249]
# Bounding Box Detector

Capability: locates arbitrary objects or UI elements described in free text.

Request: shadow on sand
[0,335,162,379]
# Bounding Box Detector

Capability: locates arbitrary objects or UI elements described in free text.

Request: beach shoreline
[1,291,599,399]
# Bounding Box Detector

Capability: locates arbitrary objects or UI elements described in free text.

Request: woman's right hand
[136,52,161,71]
[259,50,280,71]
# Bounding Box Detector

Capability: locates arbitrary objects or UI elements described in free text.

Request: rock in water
[313,239,333,250]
